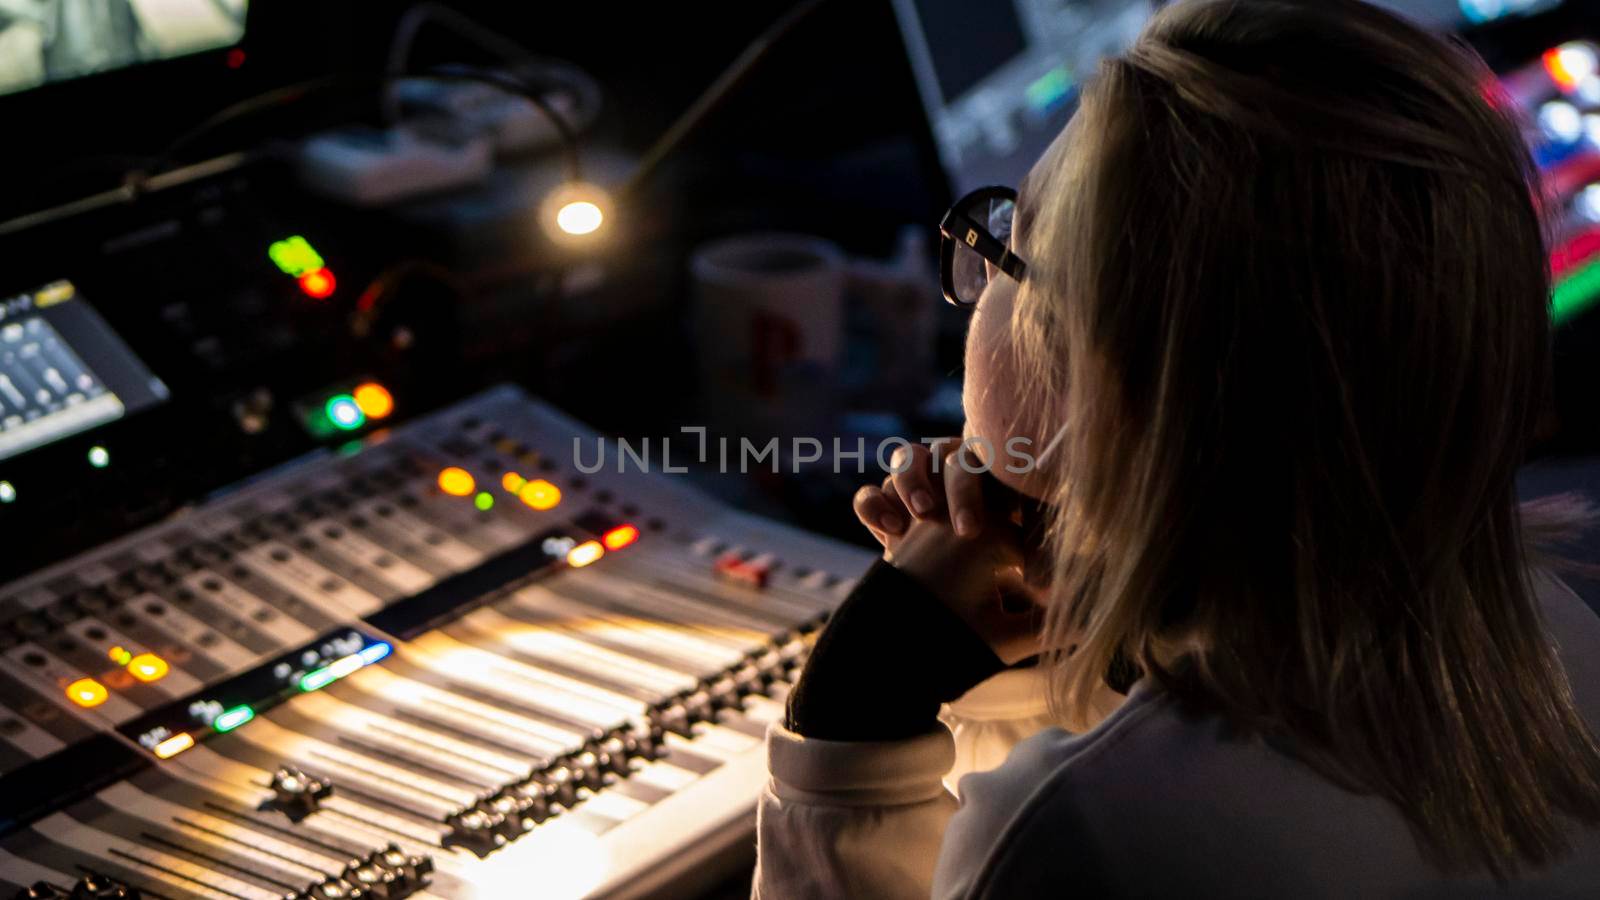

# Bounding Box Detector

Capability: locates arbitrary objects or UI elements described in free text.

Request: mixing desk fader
[0,385,872,899]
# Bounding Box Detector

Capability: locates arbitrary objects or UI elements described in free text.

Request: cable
[382,2,602,130]
[124,66,584,197]
[616,0,830,201]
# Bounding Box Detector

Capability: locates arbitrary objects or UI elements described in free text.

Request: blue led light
[359,642,392,665]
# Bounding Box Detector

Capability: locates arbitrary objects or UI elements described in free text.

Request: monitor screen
[0,0,247,98]
[891,0,1154,192]
[0,280,168,461]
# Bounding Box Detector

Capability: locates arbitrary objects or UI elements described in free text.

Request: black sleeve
[785,560,1006,741]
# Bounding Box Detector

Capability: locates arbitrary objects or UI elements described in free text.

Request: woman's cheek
[961,278,1041,493]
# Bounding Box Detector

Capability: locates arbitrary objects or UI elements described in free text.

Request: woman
[754,0,1600,895]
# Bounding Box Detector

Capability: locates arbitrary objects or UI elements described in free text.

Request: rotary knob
[269,766,333,821]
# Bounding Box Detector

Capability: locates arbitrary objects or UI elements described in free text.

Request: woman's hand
[853,440,990,549]
[852,440,1047,664]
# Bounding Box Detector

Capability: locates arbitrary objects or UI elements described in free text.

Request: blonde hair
[1010,0,1600,878]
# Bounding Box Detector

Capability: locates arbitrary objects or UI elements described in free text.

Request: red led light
[226,48,247,69]
[298,268,336,299]
[1552,228,1600,278]
[602,524,640,551]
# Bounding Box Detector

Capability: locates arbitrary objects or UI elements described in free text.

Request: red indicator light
[298,268,336,299]
[602,524,640,551]
[226,48,247,69]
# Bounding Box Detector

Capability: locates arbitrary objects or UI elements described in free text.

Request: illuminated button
[501,471,527,493]
[473,491,495,511]
[518,478,561,511]
[325,394,365,431]
[87,446,110,468]
[352,382,394,419]
[153,732,195,759]
[602,523,640,551]
[437,467,476,497]
[213,705,254,733]
[0,481,14,504]
[66,677,108,708]
[269,235,325,277]
[567,540,604,568]
[127,653,169,683]
[298,267,337,299]
[108,646,132,666]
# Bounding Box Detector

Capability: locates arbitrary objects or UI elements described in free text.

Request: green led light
[87,445,110,468]
[213,705,255,733]
[474,491,495,511]
[1553,257,1600,325]
[0,481,13,504]
[325,395,366,431]
[268,235,325,278]
[299,667,337,692]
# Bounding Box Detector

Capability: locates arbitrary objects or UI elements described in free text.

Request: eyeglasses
[939,185,1027,308]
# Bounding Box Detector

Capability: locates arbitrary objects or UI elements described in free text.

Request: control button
[66,678,108,708]
[127,653,169,683]
[69,873,140,898]
[714,551,769,589]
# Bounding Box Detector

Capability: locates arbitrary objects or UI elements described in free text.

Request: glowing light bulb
[567,539,604,568]
[1540,100,1583,144]
[438,467,476,497]
[541,182,611,243]
[352,382,394,419]
[557,201,603,235]
[67,677,108,708]
[325,395,365,431]
[213,705,254,733]
[519,478,561,510]
[298,268,337,299]
[602,523,640,551]
[128,653,169,683]
[153,732,195,759]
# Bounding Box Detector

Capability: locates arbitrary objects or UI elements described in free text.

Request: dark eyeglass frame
[939,185,1028,308]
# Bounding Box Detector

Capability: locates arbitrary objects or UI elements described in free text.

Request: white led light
[1540,100,1583,144]
[0,481,13,504]
[1576,183,1600,223]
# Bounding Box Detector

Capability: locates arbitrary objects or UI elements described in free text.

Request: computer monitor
[0,0,248,98]
[890,0,1567,194]
[889,0,1154,193]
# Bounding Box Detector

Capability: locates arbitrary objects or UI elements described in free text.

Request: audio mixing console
[0,385,872,899]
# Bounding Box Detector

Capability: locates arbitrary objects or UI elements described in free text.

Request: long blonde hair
[1013,0,1600,877]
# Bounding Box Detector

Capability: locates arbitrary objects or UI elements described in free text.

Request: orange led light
[352,382,394,419]
[128,653,169,683]
[298,267,337,299]
[437,467,476,497]
[153,732,195,759]
[67,677,108,708]
[567,540,604,568]
[108,646,132,666]
[501,471,527,494]
[518,479,561,511]
[602,524,640,551]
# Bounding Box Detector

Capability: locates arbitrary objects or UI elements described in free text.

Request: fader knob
[374,842,434,894]
[302,876,362,900]
[442,807,508,858]
[342,860,400,899]
[68,874,140,899]
[18,883,70,900]
[270,766,333,820]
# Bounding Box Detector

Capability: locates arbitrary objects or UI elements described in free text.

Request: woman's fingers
[943,450,988,538]
[888,443,943,520]
[853,482,908,545]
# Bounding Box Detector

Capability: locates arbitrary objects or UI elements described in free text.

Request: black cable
[616,0,831,201]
